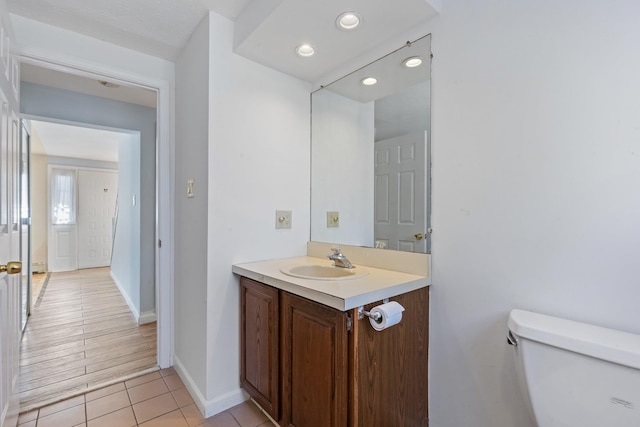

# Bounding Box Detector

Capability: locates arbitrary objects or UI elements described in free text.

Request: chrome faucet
[327,248,354,269]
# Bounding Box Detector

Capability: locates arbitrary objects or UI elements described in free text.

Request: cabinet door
[352,287,430,426]
[240,277,280,419]
[281,292,348,427]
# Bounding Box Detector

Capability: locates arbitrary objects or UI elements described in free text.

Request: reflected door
[374,131,427,252]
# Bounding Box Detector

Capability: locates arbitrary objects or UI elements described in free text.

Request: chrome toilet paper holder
[357,298,390,321]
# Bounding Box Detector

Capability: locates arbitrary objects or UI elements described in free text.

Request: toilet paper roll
[369,301,405,331]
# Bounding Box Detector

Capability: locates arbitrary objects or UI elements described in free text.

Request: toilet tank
[507,309,640,427]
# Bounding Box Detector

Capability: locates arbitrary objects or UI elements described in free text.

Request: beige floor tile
[227,402,268,427]
[159,367,176,377]
[202,412,241,427]
[132,392,178,424]
[138,409,190,427]
[85,382,126,402]
[18,421,36,427]
[180,403,206,427]
[86,390,131,420]
[171,388,195,408]
[125,371,162,389]
[87,406,137,427]
[39,395,85,417]
[162,373,185,391]
[37,404,86,427]
[128,378,169,404]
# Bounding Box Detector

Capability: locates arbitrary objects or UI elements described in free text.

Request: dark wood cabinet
[281,292,349,427]
[240,277,280,420]
[239,277,429,427]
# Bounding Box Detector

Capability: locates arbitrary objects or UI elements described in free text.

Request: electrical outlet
[276,210,292,229]
[327,211,339,228]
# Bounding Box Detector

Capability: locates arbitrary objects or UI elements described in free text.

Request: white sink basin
[280,264,368,281]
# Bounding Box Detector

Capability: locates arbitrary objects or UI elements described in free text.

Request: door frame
[16,55,174,369]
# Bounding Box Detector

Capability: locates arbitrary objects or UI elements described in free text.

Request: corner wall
[172,11,311,416]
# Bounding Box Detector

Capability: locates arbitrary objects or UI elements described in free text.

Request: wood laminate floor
[20,267,157,412]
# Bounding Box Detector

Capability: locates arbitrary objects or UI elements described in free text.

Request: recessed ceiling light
[403,56,423,68]
[361,77,377,86]
[336,12,361,30]
[295,44,315,57]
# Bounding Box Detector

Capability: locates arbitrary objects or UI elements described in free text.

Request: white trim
[173,356,248,418]
[15,48,175,369]
[110,270,140,321]
[139,310,157,324]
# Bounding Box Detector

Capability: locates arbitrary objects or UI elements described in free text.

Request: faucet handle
[331,247,341,255]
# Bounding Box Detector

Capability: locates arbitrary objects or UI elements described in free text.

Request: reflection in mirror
[311,34,431,253]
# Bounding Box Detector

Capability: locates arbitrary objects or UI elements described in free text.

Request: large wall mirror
[311,34,431,253]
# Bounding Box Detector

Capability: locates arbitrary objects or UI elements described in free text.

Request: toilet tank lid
[508,309,640,370]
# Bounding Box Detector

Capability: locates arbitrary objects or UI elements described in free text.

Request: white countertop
[232,256,429,311]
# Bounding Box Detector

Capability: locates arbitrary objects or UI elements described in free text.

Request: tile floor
[17,368,274,427]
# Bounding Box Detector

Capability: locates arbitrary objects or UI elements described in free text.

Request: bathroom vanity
[233,247,430,427]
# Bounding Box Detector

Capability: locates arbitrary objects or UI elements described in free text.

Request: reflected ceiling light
[295,44,315,57]
[336,12,361,30]
[403,56,423,68]
[361,77,377,86]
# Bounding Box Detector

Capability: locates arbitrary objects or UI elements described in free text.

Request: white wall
[174,13,210,398]
[422,1,640,426]
[311,89,374,246]
[111,135,143,320]
[173,11,310,416]
[206,11,310,411]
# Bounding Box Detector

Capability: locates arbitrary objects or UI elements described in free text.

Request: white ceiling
[12,1,439,160]
[7,0,255,61]
[7,0,439,83]
[30,120,130,163]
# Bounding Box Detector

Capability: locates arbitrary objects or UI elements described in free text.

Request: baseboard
[139,310,157,324]
[173,355,248,418]
[110,270,141,321]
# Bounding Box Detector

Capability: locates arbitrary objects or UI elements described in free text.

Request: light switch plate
[327,211,339,228]
[276,210,292,229]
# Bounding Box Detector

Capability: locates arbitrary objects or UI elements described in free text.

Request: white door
[374,131,428,252]
[78,170,117,269]
[0,13,22,425]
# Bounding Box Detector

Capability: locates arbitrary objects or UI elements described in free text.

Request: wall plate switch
[187,179,195,198]
[327,211,339,228]
[276,210,292,229]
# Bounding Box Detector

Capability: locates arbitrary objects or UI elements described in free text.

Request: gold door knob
[414,233,424,240]
[0,261,22,274]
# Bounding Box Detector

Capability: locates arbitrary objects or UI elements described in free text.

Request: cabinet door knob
[414,233,423,240]
[0,261,22,274]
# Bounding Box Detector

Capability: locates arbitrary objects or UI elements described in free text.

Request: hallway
[20,268,157,412]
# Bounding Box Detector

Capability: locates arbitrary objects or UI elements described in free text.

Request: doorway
[17,61,170,408]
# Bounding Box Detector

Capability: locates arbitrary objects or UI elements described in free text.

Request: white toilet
[507,309,640,426]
